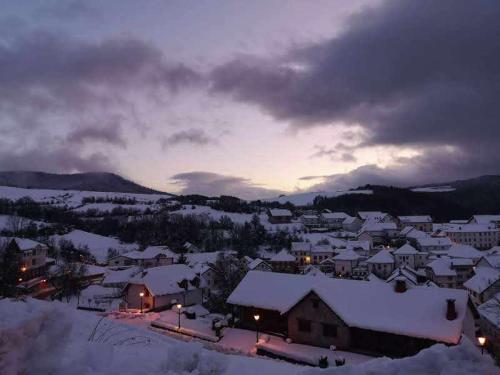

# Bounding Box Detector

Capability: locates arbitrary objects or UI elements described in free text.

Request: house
[366,250,395,279]
[426,257,474,289]
[270,249,297,273]
[470,215,500,228]
[446,244,484,263]
[385,266,421,286]
[124,264,203,311]
[320,212,350,230]
[108,246,177,268]
[247,258,272,272]
[477,294,500,358]
[438,223,500,250]
[357,211,393,223]
[397,216,433,232]
[357,222,398,245]
[399,226,429,240]
[342,216,363,232]
[1,237,49,281]
[416,236,452,252]
[228,271,473,357]
[464,267,500,305]
[290,242,313,265]
[102,266,142,288]
[267,209,293,224]
[302,265,326,277]
[333,249,361,277]
[393,244,428,269]
[476,250,500,270]
[300,214,321,229]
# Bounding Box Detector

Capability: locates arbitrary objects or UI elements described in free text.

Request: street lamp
[21,266,27,272]
[176,303,182,330]
[478,336,486,355]
[139,292,144,313]
[254,314,260,343]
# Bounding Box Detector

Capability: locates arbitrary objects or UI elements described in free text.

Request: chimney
[394,277,407,293]
[446,299,457,320]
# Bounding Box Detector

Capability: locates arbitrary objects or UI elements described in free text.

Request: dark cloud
[170,171,283,200]
[162,128,216,148]
[34,1,97,20]
[0,30,201,173]
[210,0,500,184]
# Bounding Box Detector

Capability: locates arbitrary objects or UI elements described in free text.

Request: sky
[1,0,499,199]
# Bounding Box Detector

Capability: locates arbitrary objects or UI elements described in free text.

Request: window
[312,299,319,309]
[297,318,311,332]
[322,323,337,337]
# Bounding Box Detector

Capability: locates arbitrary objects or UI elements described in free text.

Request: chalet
[102,266,141,288]
[366,250,395,279]
[342,216,363,232]
[123,265,203,311]
[333,249,361,277]
[1,237,49,281]
[464,267,500,305]
[357,222,398,245]
[300,214,321,229]
[109,246,177,268]
[320,212,350,230]
[270,249,297,273]
[426,258,474,289]
[397,216,433,232]
[267,209,293,224]
[228,271,474,357]
[357,211,393,223]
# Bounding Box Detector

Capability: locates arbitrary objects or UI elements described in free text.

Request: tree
[0,239,20,297]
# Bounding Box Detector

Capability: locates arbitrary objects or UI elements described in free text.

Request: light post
[478,336,486,355]
[139,292,144,313]
[177,303,182,330]
[254,314,260,343]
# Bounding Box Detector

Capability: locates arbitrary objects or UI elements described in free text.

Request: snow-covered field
[0,298,497,375]
[411,186,456,193]
[0,185,172,208]
[264,190,373,206]
[171,205,303,231]
[72,202,160,214]
[50,229,138,263]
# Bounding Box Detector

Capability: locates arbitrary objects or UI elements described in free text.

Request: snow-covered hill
[263,190,373,206]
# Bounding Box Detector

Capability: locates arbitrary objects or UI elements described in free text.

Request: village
[3,200,500,369]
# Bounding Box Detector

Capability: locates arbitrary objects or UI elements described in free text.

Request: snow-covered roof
[8,237,46,251]
[359,222,397,233]
[271,249,295,262]
[248,258,270,270]
[311,244,335,254]
[463,267,500,294]
[302,265,326,277]
[268,209,292,217]
[103,266,141,285]
[393,243,419,255]
[346,240,370,251]
[358,211,388,221]
[386,267,418,285]
[398,215,432,223]
[447,244,484,260]
[333,248,361,261]
[342,216,358,224]
[480,254,500,269]
[185,251,234,267]
[291,242,312,252]
[227,271,468,344]
[128,265,199,296]
[121,246,177,260]
[400,226,429,239]
[367,250,394,264]
[472,215,500,225]
[321,212,349,220]
[417,236,453,247]
[478,294,500,329]
[427,258,456,277]
[442,223,498,233]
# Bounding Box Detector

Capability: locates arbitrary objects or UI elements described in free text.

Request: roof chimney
[446,299,457,320]
[394,277,407,293]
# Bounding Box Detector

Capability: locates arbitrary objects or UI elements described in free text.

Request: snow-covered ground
[0,185,171,208]
[171,205,303,231]
[72,202,160,214]
[1,298,497,375]
[0,214,51,231]
[50,229,138,263]
[411,186,456,193]
[263,190,373,206]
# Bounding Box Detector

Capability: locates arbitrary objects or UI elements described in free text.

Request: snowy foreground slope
[1,299,498,375]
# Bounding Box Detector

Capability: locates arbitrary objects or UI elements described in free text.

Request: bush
[319,356,329,368]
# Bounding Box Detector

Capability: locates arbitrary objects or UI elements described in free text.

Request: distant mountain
[0,171,167,194]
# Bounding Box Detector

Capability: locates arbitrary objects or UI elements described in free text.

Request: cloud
[34,1,97,20]
[311,144,357,162]
[169,171,283,200]
[162,128,216,148]
[210,0,500,184]
[0,29,202,173]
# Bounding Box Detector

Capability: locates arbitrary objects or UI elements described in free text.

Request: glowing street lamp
[139,292,144,313]
[20,266,27,272]
[254,314,260,343]
[176,303,182,330]
[478,336,486,355]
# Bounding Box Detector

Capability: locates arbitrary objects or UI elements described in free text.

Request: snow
[0,215,50,231]
[51,229,138,264]
[102,266,142,286]
[72,202,160,213]
[0,298,497,375]
[427,258,457,277]
[333,248,361,261]
[463,267,500,294]
[478,294,500,329]
[411,186,456,192]
[128,264,199,296]
[393,243,419,255]
[416,236,453,248]
[271,249,296,262]
[367,250,394,264]
[473,215,500,225]
[263,190,373,206]
[4,237,46,251]
[0,185,171,207]
[269,208,292,217]
[121,245,177,260]
[398,215,433,223]
[248,258,269,270]
[447,244,484,260]
[228,271,470,344]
